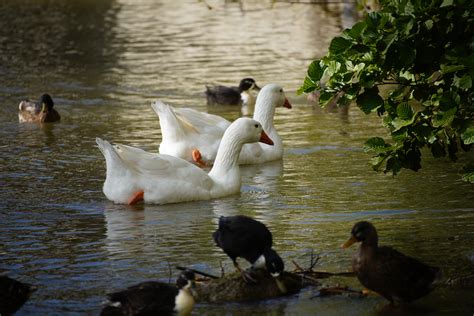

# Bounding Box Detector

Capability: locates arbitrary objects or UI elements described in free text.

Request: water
[1,0,473,315]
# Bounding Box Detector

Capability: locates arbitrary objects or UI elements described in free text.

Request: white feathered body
[96,117,267,205]
[154,83,289,165]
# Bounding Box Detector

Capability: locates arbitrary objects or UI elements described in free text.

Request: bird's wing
[376,246,439,289]
[112,143,212,189]
[175,107,231,133]
[106,282,177,314]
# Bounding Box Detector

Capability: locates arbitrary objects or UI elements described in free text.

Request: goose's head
[39,94,55,113]
[239,78,261,92]
[225,117,274,146]
[257,84,292,109]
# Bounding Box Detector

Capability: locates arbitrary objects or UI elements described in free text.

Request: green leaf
[461,127,474,144]
[391,103,416,131]
[462,172,474,183]
[453,74,472,90]
[318,91,335,108]
[441,0,453,7]
[386,157,402,175]
[460,164,474,183]
[364,137,391,153]
[356,88,384,114]
[440,64,465,74]
[297,76,316,95]
[392,119,411,131]
[424,19,434,30]
[439,91,460,110]
[433,107,457,127]
[402,147,422,171]
[307,60,325,82]
[370,155,388,171]
[329,37,353,55]
[396,103,414,121]
[346,21,366,39]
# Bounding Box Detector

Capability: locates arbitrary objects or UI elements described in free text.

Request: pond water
[1,0,473,315]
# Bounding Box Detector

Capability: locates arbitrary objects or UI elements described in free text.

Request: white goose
[96,117,273,205]
[154,83,291,167]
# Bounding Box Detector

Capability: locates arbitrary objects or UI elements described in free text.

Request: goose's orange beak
[259,130,274,145]
[283,98,292,109]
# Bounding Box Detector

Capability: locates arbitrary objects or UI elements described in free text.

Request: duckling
[205,78,261,107]
[101,270,196,316]
[0,275,37,315]
[342,221,441,305]
[18,94,60,123]
[213,215,284,283]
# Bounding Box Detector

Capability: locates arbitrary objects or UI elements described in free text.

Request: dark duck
[205,78,261,107]
[213,215,284,282]
[0,275,36,316]
[18,93,60,123]
[100,270,196,316]
[342,221,441,305]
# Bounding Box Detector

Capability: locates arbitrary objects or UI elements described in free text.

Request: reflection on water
[0,0,473,315]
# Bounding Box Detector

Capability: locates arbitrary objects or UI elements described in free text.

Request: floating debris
[179,254,361,304]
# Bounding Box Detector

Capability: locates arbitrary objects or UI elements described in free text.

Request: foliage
[299,0,474,182]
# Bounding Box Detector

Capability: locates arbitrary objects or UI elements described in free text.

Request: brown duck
[18,94,60,123]
[342,221,441,304]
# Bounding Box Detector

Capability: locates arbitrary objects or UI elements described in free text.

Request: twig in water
[219,261,225,278]
[309,250,320,271]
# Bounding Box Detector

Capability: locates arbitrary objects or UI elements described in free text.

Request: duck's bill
[259,131,274,145]
[341,236,357,249]
[253,84,261,91]
[283,98,292,109]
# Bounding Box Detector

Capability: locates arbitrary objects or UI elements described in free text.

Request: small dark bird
[100,270,196,316]
[342,221,441,305]
[205,78,261,106]
[0,275,36,315]
[213,215,284,282]
[18,94,61,123]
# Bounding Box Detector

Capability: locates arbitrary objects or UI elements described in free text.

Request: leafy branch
[299,0,473,182]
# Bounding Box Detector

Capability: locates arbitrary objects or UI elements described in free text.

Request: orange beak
[259,130,274,145]
[283,98,292,109]
[341,236,358,249]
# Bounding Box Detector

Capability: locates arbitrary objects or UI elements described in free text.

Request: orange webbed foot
[128,190,144,205]
[192,149,207,168]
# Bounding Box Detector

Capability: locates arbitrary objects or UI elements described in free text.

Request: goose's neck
[253,98,276,132]
[208,133,244,178]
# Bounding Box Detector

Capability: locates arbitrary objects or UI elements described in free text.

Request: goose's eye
[279,89,283,93]
[254,124,259,128]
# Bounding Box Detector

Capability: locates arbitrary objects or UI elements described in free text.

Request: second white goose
[154,83,291,166]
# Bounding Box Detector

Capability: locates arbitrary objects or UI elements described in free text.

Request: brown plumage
[18,94,60,123]
[342,221,441,304]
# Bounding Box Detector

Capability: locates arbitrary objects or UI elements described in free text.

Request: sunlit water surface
[0,0,473,315]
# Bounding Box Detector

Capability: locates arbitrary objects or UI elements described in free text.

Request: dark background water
[0,0,473,315]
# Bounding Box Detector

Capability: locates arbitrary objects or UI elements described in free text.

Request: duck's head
[39,94,54,113]
[342,221,378,248]
[226,117,274,146]
[257,84,292,109]
[239,78,261,92]
[263,248,285,277]
[176,270,196,290]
